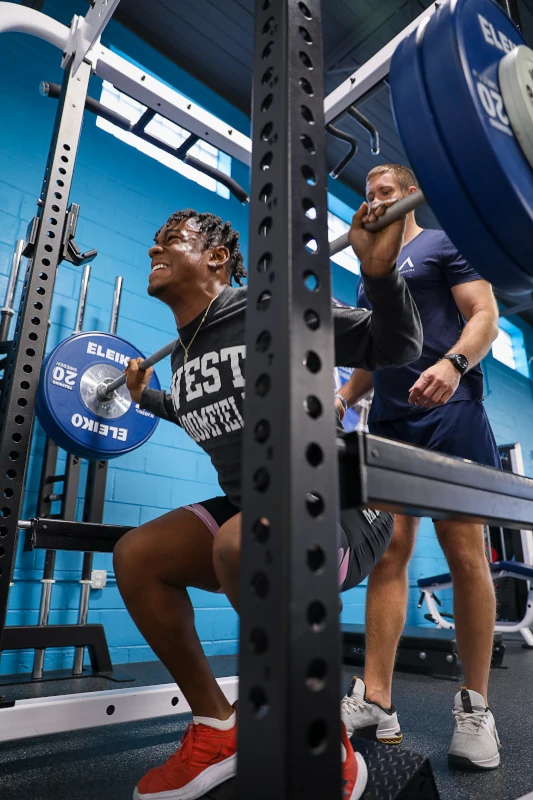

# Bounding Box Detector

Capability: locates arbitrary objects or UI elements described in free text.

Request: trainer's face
[365,173,403,210]
[147,219,209,298]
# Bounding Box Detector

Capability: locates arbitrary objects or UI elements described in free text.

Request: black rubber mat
[2,640,533,800]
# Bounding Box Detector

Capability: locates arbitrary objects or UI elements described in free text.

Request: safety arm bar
[41,82,250,204]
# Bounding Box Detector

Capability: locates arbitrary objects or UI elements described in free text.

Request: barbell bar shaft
[99,191,426,399]
[99,338,178,398]
[328,189,426,256]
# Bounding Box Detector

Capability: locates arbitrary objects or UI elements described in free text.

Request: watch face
[454,355,468,372]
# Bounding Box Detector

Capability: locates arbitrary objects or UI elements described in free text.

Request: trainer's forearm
[338,369,374,408]
[446,310,499,369]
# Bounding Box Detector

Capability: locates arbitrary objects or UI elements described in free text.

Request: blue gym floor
[1,636,532,800]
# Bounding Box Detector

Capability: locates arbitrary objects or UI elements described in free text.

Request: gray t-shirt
[140,268,421,506]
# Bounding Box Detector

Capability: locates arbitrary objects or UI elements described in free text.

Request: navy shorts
[184,495,394,593]
[369,399,501,469]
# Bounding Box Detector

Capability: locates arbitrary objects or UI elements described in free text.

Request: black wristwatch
[442,353,469,376]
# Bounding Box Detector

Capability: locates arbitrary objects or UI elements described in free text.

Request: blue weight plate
[389,16,530,295]
[36,332,160,460]
[421,0,533,285]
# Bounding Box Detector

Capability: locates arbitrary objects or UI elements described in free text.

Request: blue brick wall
[3,0,531,675]
[0,0,364,674]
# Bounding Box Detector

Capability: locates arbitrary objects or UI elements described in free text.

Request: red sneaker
[342,721,368,800]
[133,720,237,800]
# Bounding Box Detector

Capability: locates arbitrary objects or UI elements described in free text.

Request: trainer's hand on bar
[125,357,154,404]
[348,199,406,278]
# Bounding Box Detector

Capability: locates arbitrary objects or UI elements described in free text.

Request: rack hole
[261,67,274,85]
[12,433,21,443]
[304,351,321,373]
[44,245,53,253]
[262,40,274,59]
[6,470,16,480]
[46,231,55,238]
[302,199,317,219]
[300,105,315,124]
[52,205,60,213]
[306,492,324,518]
[258,217,273,237]
[253,517,270,544]
[304,309,320,330]
[304,271,319,291]
[15,416,24,425]
[37,287,45,295]
[300,133,316,153]
[302,165,317,185]
[58,167,66,175]
[3,489,13,499]
[171,696,179,707]
[262,16,275,35]
[307,599,327,630]
[255,330,271,353]
[255,373,271,397]
[250,628,269,654]
[261,94,274,113]
[61,155,69,163]
[1,507,11,518]
[299,77,314,96]
[20,381,30,390]
[31,317,40,326]
[49,217,58,225]
[308,719,327,754]
[29,333,38,341]
[254,419,270,444]
[299,1,312,18]
[251,571,270,599]
[257,253,272,273]
[303,234,318,253]
[306,658,327,692]
[54,192,62,199]
[299,50,313,69]
[306,443,324,467]
[23,365,32,373]
[304,395,322,419]
[56,179,64,187]
[307,546,325,574]
[299,26,312,43]
[33,303,43,312]
[259,183,273,203]
[0,546,5,557]
[257,291,272,312]
[260,152,273,171]
[249,686,269,719]
[0,527,7,538]
[260,122,274,142]
[106,705,115,716]
[63,143,71,151]
[253,468,270,493]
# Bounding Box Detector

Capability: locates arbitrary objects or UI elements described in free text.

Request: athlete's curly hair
[155,209,247,286]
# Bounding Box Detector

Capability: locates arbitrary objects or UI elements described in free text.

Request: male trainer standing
[337,164,502,770]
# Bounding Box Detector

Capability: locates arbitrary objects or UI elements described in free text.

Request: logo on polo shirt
[398,256,415,274]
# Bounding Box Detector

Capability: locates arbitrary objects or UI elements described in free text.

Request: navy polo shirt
[357,229,485,422]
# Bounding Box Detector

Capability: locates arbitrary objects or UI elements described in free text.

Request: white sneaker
[340,677,403,745]
[448,688,501,770]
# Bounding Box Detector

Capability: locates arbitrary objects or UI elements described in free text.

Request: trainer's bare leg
[363,514,419,707]
[113,508,233,720]
[435,519,495,704]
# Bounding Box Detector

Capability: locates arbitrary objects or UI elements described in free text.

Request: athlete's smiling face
[147,219,212,299]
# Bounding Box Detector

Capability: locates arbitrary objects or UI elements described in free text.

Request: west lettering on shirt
[171,345,246,443]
